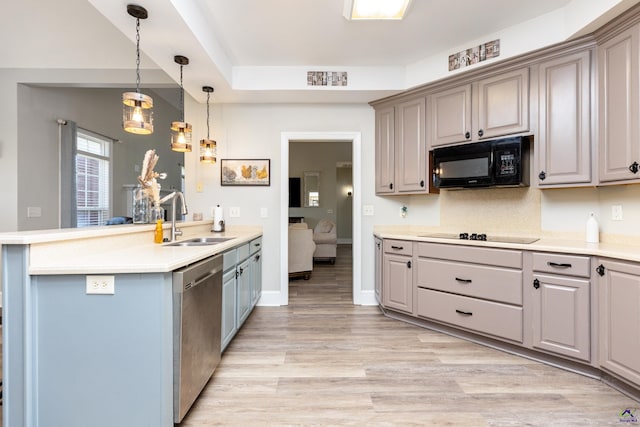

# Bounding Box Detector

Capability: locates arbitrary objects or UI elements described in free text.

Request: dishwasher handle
[174,255,223,293]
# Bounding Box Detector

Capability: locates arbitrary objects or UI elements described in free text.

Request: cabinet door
[475,68,529,140]
[429,84,472,147]
[237,258,252,326]
[531,274,590,362]
[395,97,428,193]
[382,253,413,313]
[374,237,383,304]
[598,259,640,386]
[537,50,592,186]
[375,106,395,194]
[221,269,238,352]
[598,25,640,183]
[251,251,262,307]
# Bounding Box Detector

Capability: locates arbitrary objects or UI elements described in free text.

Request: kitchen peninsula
[0,222,262,427]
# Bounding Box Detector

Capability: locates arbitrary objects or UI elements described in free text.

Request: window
[75,130,111,227]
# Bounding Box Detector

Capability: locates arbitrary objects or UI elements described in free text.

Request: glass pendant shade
[200,139,217,163]
[123,92,153,134]
[170,121,192,152]
[123,4,153,135]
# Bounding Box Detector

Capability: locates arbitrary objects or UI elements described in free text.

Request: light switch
[27,207,42,218]
[260,207,268,218]
[229,207,240,218]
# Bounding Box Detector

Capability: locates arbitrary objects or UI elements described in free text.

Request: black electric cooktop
[419,232,539,245]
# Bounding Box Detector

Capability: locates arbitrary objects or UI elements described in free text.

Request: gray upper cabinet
[474,67,530,140]
[537,50,593,186]
[395,96,428,192]
[375,106,395,194]
[598,23,640,183]
[428,67,529,147]
[429,84,472,147]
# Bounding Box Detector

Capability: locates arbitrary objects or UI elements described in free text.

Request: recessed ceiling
[5,0,640,103]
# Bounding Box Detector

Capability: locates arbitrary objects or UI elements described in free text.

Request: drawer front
[223,248,237,271]
[417,243,522,268]
[236,243,250,261]
[250,236,263,254]
[383,239,413,256]
[416,288,523,343]
[532,252,590,278]
[416,258,522,305]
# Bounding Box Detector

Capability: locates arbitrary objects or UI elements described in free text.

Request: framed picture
[221,159,270,186]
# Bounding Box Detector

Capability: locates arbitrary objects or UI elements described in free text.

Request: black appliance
[432,136,530,189]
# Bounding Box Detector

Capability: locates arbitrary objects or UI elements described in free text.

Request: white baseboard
[256,290,285,306]
[355,290,378,306]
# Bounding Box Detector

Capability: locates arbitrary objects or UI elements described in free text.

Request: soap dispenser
[586,212,599,243]
[154,219,164,244]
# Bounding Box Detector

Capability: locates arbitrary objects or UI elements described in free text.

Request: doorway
[280,132,362,305]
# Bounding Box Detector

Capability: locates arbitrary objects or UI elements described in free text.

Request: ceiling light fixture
[170,55,192,152]
[199,86,217,164]
[122,4,154,135]
[343,0,412,20]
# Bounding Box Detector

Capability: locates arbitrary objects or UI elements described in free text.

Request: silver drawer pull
[455,309,473,316]
[455,277,472,283]
[548,262,572,268]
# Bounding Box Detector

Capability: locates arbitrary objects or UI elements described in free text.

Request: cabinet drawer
[416,288,523,343]
[383,239,413,256]
[237,243,250,261]
[416,258,522,305]
[532,252,590,278]
[223,248,237,272]
[417,243,522,268]
[250,237,262,254]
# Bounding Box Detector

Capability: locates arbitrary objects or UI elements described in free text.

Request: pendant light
[122,4,154,135]
[171,55,192,152]
[200,86,217,163]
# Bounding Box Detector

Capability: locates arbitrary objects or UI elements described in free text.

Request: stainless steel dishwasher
[173,254,223,423]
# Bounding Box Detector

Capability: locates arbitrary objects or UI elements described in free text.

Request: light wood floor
[181,245,638,426]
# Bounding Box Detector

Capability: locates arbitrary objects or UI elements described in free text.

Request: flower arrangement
[137,149,166,207]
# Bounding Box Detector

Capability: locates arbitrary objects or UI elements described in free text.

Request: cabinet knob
[407,261,412,269]
[596,264,606,277]
[420,180,425,188]
[465,131,471,139]
[538,171,546,181]
[629,162,639,174]
[389,183,393,190]
[478,129,484,137]
[533,278,540,289]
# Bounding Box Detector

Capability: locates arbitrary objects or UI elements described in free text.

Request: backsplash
[439,186,541,236]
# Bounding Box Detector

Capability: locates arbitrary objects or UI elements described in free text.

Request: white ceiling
[4,0,640,103]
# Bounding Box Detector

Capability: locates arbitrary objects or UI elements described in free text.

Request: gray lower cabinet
[530,252,591,362]
[597,258,640,386]
[414,242,524,344]
[382,239,413,314]
[374,237,383,304]
[221,236,263,352]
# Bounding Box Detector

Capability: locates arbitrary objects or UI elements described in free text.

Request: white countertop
[374,226,640,264]
[0,222,262,275]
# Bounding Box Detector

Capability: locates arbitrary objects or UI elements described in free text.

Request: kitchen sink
[165,237,234,247]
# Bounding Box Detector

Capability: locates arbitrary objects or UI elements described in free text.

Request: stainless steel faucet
[166,191,188,241]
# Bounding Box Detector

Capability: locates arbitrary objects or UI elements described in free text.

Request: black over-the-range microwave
[432,136,530,189]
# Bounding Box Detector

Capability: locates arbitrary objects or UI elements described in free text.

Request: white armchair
[288,223,316,280]
[313,219,337,264]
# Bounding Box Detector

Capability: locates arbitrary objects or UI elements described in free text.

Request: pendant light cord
[135,18,141,94]
[180,65,184,122]
[206,91,211,139]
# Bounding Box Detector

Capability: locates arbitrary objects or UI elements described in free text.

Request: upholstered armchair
[313,219,337,264]
[288,223,316,280]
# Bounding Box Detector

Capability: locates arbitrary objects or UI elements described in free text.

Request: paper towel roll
[213,205,224,231]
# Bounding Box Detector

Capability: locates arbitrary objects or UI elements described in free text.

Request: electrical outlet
[363,205,374,216]
[27,207,42,218]
[86,275,115,295]
[229,207,240,218]
[612,205,623,221]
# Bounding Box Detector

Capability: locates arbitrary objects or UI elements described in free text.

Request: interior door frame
[280,132,362,305]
